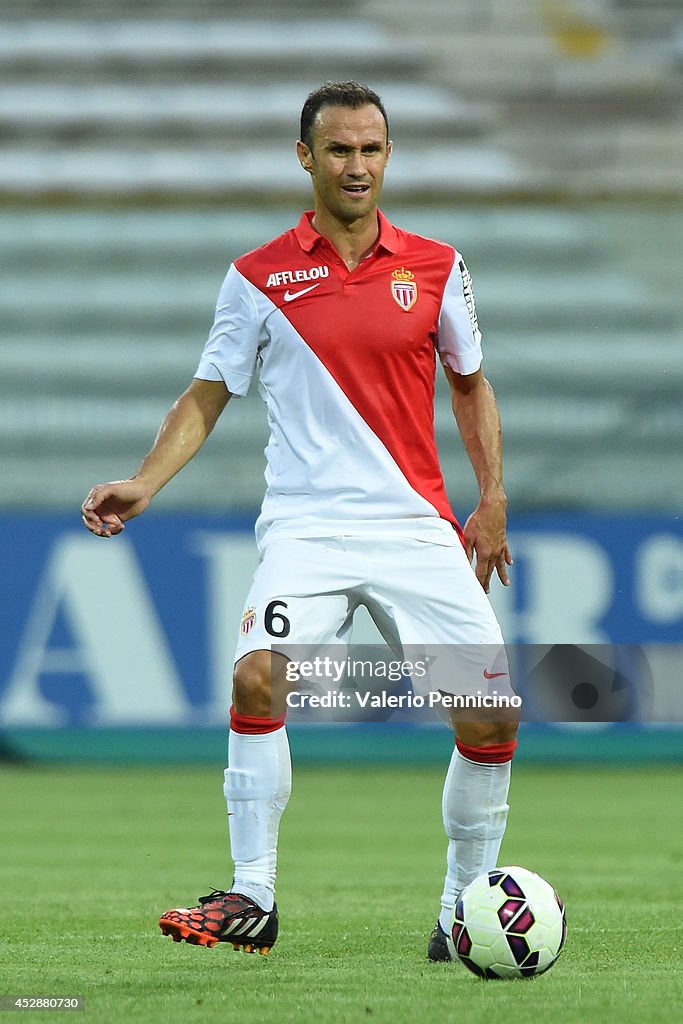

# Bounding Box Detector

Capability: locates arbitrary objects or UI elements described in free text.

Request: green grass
[1,763,681,1024]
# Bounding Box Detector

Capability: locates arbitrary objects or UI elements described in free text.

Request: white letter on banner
[1,534,187,726]
[489,533,613,644]
[635,534,683,624]
[192,532,258,725]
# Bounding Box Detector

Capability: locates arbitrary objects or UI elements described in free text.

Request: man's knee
[452,717,519,749]
[233,650,290,717]
[233,651,273,715]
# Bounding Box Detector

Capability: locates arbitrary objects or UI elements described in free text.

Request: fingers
[82,483,114,514]
[80,484,125,538]
[476,558,495,594]
[495,556,510,588]
[465,510,513,591]
[495,543,514,587]
[81,510,125,537]
[466,525,489,590]
[81,484,106,536]
[474,545,513,592]
[462,524,476,565]
[471,545,494,592]
[102,513,125,536]
[81,512,117,537]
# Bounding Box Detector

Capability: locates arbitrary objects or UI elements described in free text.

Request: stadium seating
[1,1,681,514]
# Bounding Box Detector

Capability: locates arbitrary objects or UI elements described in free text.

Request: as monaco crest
[391,267,417,311]
[240,606,257,636]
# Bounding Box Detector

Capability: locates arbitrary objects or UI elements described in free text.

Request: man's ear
[296,140,314,174]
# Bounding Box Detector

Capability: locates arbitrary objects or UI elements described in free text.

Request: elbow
[450,367,490,399]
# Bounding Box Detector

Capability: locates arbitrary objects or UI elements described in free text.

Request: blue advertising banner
[0,513,681,754]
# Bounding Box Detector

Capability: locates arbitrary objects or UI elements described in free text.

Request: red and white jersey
[195,211,483,550]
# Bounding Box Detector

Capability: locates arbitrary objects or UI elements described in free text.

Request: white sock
[223,725,292,912]
[438,748,511,933]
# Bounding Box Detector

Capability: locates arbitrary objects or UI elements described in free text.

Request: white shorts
[234,526,506,698]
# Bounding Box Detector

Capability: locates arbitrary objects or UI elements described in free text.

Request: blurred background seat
[1,0,681,515]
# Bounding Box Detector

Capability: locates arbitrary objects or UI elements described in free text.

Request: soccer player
[81,81,517,960]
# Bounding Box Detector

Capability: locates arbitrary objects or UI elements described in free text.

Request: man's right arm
[81,378,231,537]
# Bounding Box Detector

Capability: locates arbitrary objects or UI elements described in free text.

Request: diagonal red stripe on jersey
[237,224,463,534]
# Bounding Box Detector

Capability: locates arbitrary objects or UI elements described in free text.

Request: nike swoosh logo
[483,670,507,679]
[283,284,320,302]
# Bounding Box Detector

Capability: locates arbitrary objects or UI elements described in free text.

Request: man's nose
[347,151,365,176]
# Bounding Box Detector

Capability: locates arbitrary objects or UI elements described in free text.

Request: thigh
[364,536,509,702]
[367,536,504,646]
[234,538,364,662]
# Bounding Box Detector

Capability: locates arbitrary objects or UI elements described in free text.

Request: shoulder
[391,224,460,270]
[390,222,456,258]
[234,226,301,282]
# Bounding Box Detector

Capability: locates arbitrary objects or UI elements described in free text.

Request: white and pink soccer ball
[449,866,567,978]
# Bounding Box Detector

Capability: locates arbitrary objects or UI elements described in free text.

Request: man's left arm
[443,365,512,593]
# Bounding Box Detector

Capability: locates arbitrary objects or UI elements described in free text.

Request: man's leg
[429,717,517,961]
[159,537,360,952]
[354,531,517,960]
[159,650,288,954]
[225,650,292,913]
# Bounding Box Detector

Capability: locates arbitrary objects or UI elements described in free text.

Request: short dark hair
[300,81,390,149]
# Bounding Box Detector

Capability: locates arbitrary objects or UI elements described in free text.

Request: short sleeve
[195,264,263,396]
[436,254,483,375]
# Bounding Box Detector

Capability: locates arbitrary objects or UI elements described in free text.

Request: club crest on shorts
[391,267,417,311]
[240,606,257,636]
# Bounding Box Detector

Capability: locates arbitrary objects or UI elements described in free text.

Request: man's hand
[444,366,512,592]
[80,379,232,538]
[462,499,513,593]
[81,479,152,537]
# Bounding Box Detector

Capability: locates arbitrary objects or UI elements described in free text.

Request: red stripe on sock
[456,739,517,764]
[230,706,286,735]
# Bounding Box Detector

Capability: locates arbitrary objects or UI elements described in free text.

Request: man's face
[297,104,392,223]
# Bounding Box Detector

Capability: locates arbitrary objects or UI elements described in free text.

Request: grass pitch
[1,761,681,1024]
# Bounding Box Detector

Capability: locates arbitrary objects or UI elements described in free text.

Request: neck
[311,207,380,271]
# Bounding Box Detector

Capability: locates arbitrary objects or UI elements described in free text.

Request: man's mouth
[341,183,371,195]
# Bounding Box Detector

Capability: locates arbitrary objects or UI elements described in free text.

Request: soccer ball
[449,866,567,979]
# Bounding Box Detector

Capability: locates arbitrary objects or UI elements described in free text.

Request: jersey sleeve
[195,264,263,396]
[436,254,483,375]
